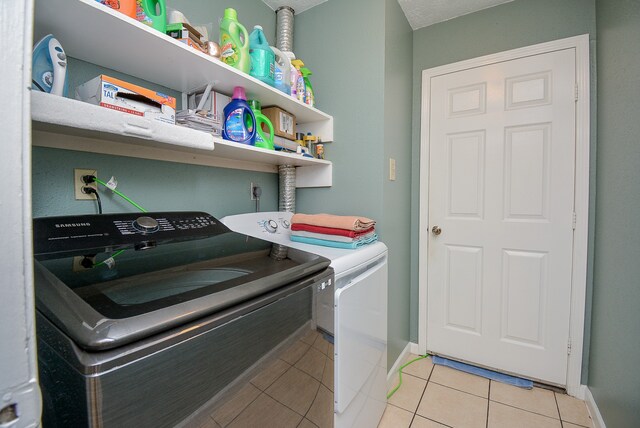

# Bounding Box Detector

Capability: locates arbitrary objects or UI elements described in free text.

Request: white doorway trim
[417,34,590,398]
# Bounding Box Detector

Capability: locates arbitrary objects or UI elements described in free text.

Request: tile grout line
[263,366,322,420]
[297,416,319,428]
[250,358,292,392]
[489,399,564,421]
[428,379,489,400]
[409,362,435,426]
[486,380,491,428]
[217,388,264,428]
[300,358,327,424]
[554,391,563,424]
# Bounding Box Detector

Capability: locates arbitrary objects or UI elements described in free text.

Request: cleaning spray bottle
[286,53,298,99]
[299,65,314,107]
[291,59,306,103]
[222,86,256,145]
[248,100,275,150]
[270,46,291,95]
[249,26,275,86]
[219,8,250,74]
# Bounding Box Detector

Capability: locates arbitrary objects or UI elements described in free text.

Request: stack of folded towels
[290,213,378,249]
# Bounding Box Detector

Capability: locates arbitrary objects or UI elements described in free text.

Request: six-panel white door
[426,48,576,385]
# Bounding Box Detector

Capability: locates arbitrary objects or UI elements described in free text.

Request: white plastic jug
[271,46,291,96]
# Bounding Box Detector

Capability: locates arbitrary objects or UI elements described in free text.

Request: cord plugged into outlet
[74,168,97,200]
[250,182,261,200]
[251,183,262,212]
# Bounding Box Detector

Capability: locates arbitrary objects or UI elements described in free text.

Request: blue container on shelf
[222,86,256,145]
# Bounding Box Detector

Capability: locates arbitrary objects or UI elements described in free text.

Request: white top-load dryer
[221,211,388,428]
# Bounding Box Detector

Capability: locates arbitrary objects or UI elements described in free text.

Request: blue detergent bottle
[249,25,275,86]
[222,86,256,145]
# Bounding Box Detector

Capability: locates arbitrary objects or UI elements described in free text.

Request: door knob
[432,226,442,236]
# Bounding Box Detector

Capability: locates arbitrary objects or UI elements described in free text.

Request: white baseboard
[569,383,587,400]
[387,342,414,391]
[584,387,606,428]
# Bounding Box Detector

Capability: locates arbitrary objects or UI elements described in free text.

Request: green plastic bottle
[248,100,275,150]
[219,8,250,74]
[141,0,166,33]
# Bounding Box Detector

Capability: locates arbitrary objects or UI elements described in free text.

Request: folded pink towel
[291,213,376,232]
[291,229,377,243]
[291,223,375,237]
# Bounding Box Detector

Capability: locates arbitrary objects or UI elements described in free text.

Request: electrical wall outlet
[74,168,97,200]
[73,255,96,271]
[250,182,259,200]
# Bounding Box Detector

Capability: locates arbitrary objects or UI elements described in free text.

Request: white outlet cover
[74,168,97,200]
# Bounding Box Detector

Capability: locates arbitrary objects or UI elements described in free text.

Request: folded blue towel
[290,234,378,249]
[432,356,533,389]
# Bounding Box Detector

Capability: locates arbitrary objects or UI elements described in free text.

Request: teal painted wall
[32,1,279,219]
[589,0,640,425]
[294,0,386,222]
[294,0,413,367]
[410,0,597,382]
[32,147,278,218]
[383,0,414,369]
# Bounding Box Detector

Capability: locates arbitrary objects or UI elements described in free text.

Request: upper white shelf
[33,0,333,131]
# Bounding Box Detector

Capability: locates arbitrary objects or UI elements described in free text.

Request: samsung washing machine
[33,211,333,428]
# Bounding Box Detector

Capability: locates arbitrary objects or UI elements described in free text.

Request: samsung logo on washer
[55,222,91,228]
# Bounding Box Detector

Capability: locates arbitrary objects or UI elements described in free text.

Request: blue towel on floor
[290,234,378,249]
[432,356,533,389]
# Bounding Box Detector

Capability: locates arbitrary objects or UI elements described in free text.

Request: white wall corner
[387,342,414,391]
[584,387,607,428]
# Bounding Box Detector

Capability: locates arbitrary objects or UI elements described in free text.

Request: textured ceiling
[397,0,515,30]
[261,0,515,29]
[261,0,328,14]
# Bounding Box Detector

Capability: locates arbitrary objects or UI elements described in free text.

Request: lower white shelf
[30,91,332,187]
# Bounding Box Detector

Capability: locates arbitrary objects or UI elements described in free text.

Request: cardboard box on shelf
[75,75,176,124]
[176,38,207,54]
[262,107,296,140]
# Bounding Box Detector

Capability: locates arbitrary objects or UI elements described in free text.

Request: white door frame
[0,0,42,425]
[417,34,590,398]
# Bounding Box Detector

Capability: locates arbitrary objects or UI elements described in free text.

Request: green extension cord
[93,249,126,268]
[94,177,147,213]
[387,354,431,399]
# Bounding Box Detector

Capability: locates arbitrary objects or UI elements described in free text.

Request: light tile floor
[379,353,594,428]
[195,333,593,428]
[198,329,334,428]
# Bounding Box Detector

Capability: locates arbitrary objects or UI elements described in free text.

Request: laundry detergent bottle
[270,46,291,95]
[223,86,256,145]
[141,0,167,33]
[291,59,306,103]
[249,26,275,86]
[220,8,250,74]
[248,100,275,150]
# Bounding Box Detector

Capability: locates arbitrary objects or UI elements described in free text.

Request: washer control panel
[259,217,292,236]
[33,211,226,256]
[220,211,295,245]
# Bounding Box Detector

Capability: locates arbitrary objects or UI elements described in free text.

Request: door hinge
[567,338,572,355]
[572,212,577,230]
[575,84,579,102]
